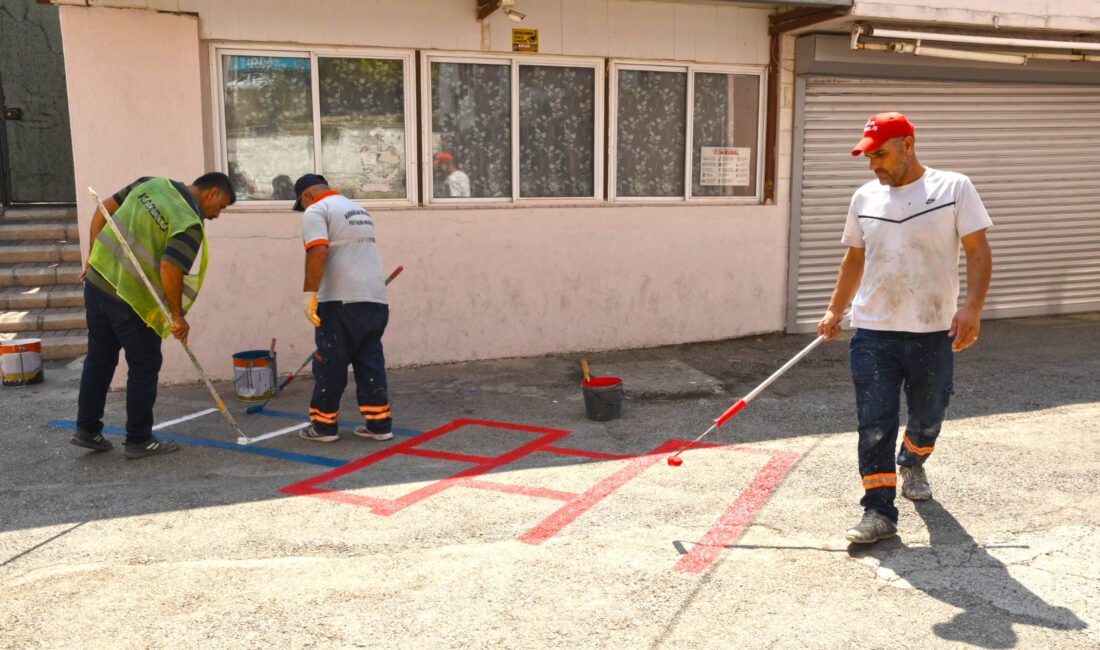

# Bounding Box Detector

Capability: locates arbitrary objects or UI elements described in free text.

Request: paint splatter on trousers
[310,300,391,435]
[849,328,954,522]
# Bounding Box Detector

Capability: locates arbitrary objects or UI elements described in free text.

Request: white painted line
[238,420,312,445]
[154,408,218,429]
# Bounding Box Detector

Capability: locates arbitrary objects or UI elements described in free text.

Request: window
[215,47,416,205]
[425,54,603,202]
[213,47,762,208]
[610,63,764,201]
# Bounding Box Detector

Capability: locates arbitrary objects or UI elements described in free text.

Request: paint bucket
[0,338,44,386]
[232,349,277,402]
[582,377,624,421]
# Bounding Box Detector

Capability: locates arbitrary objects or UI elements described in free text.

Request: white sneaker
[354,425,393,441]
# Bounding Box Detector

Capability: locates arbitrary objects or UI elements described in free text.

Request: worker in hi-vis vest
[71,173,236,459]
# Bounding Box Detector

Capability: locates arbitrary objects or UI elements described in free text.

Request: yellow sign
[512,28,538,52]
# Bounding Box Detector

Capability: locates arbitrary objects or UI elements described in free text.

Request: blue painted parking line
[49,420,346,468]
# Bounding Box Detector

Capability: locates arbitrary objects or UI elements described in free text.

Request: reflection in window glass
[431,62,511,199]
[319,57,406,200]
[692,72,760,198]
[222,55,313,200]
[616,69,686,198]
[519,66,595,198]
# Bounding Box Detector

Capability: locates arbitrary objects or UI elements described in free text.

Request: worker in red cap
[433,151,471,198]
[817,112,994,544]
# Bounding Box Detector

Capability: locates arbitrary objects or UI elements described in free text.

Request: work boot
[299,425,339,443]
[900,465,933,501]
[354,425,393,441]
[70,428,113,452]
[124,436,180,459]
[845,510,897,544]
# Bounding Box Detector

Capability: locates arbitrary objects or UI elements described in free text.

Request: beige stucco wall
[851,0,1100,30]
[59,5,207,386]
[59,0,791,384]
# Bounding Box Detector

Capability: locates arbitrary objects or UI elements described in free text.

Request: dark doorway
[0,0,75,206]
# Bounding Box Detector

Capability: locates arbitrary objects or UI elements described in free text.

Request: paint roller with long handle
[667,334,825,466]
[88,188,248,441]
[244,265,404,415]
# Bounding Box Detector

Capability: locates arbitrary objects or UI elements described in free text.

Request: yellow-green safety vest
[89,178,208,338]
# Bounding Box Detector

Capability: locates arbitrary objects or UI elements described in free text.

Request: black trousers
[309,301,391,434]
[76,282,164,444]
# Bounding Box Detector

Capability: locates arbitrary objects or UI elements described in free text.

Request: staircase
[0,205,87,360]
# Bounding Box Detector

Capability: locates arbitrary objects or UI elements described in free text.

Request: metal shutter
[789,77,1100,333]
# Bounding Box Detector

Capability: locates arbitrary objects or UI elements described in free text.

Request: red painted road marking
[279,418,571,516]
[459,478,578,502]
[540,446,635,460]
[517,439,684,545]
[280,418,800,573]
[672,449,800,574]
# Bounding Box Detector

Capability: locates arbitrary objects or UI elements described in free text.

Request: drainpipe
[764,6,848,204]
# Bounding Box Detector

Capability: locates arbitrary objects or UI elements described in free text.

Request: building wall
[850,0,1100,31]
[58,0,789,384]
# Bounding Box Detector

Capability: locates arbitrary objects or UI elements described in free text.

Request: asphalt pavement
[1,313,1098,649]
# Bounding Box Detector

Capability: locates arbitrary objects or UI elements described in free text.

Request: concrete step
[0,329,86,361]
[0,307,87,333]
[0,263,83,288]
[0,241,83,264]
[0,220,81,242]
[0,284,84,310]
[0,205,78,221]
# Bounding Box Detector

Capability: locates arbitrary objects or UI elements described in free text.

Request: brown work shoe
[845,510,897,544]
[900,465,933,501]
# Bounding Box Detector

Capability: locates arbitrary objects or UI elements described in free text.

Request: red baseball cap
[433,152,453,167]
[851,112,915,156]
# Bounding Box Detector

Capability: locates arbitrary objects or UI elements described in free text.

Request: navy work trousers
[310,301,391,435]
[76,282,164,445]
[849,328,954,522]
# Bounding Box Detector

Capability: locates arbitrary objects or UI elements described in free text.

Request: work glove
[303,291,321,327]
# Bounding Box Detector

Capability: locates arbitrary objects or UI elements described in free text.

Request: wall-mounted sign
[699,147,752,187]
[512,28,538,52]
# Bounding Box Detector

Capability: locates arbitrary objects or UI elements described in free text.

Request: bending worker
[72,173,236,459]
[817,112,993,544]
[292,174,394,443]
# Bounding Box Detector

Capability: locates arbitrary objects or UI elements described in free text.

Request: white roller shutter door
[790,77,1100,332]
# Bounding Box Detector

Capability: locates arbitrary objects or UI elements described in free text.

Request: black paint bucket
[582,377,624,421]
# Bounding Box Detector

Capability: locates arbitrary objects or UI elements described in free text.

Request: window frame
[608,60,766,204]
[420,51,605,206]
[210,43,418,209]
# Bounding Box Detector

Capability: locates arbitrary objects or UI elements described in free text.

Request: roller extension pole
[89,188,247,441]
[667,335,825,466]
[244,264,404,415]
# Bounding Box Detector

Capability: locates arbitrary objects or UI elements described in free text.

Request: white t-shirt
[842,167,992,332]
[301,192,388,305]
[443,170,471,197]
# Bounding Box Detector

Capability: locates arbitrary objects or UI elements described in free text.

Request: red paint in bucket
[581,376,624,421]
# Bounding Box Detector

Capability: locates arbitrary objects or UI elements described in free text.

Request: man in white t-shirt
[293,174,393,443]
[433,152,471,198]
[817,112,993,544]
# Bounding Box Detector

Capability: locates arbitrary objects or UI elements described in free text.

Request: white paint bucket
[1,338,44,386]
[232,349,277,402]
